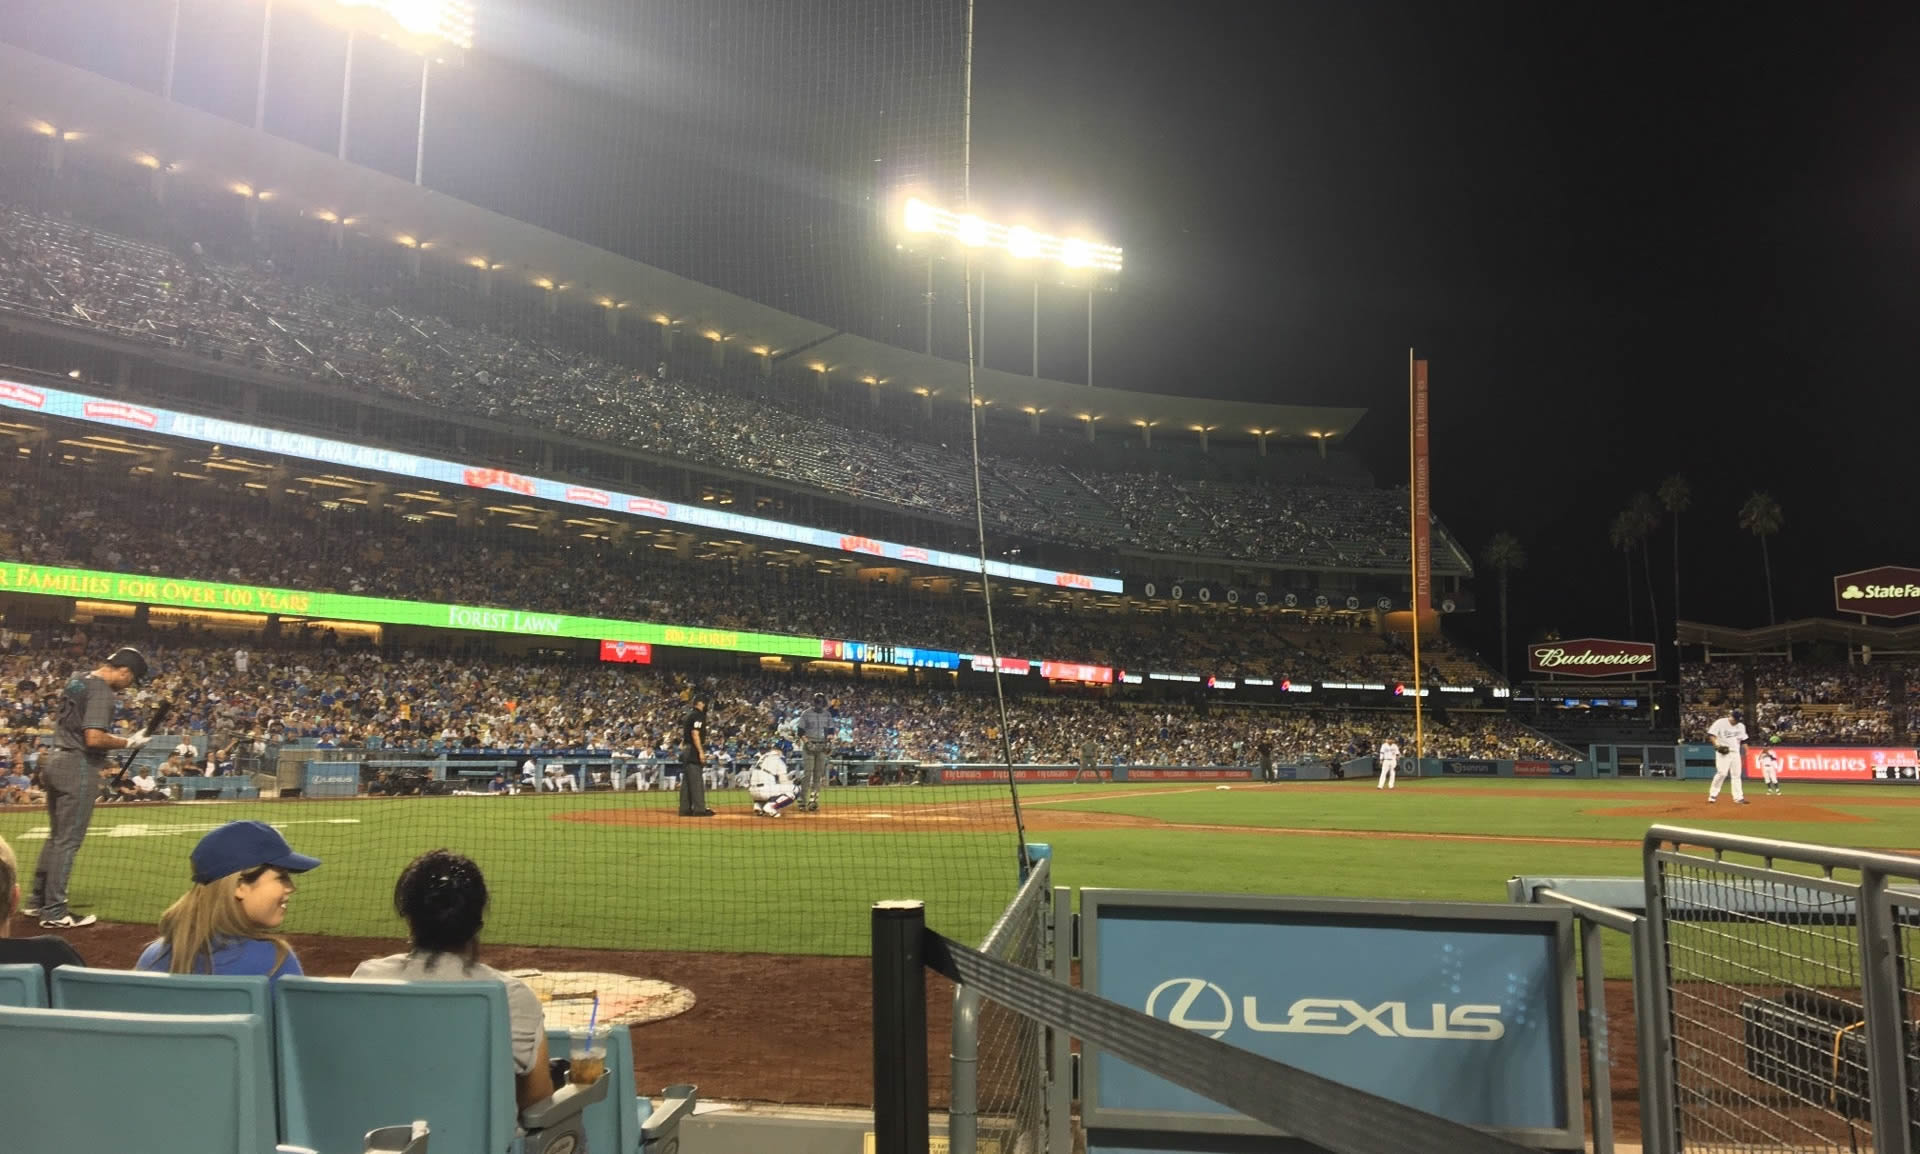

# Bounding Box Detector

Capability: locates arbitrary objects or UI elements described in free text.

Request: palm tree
[1738,492,1784,625]
[1480,532,1527,682]
[1608,511,1636,635]
[1630,491,1661,653]
[1658,474,1691,645]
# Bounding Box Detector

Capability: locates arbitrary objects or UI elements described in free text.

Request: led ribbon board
[0,379,1122,593]
[0,561,826,657]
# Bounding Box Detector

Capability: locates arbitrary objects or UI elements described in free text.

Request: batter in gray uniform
[30,646,151,928]
[796,692,836,811]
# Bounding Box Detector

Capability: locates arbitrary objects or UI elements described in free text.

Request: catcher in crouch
[748,747,800,818]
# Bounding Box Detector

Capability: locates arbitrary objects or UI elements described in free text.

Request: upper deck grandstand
[0,44,1475,606]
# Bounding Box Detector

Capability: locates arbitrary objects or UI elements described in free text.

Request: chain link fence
[1643,826,1919,1154]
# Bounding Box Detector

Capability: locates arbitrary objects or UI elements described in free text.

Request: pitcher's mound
[509,969,697,1026]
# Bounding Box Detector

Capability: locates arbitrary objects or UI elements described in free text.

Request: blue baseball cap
[191,821,322,884]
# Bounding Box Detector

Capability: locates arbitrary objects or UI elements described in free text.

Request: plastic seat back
[277,975,515,1154]
[53,964,276,1129]
[0,962,47,1007]
[0,1004,272,1154]
[547,1024,641,1154]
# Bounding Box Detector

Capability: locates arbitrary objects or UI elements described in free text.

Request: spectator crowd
[0,201,1473,571]
[1682,662,1909,745]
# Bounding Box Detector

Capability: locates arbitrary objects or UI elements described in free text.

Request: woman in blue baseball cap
[135,820,321,980]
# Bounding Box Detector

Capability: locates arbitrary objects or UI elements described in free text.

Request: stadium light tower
[228,0,474,181]
[895,196,1122,385]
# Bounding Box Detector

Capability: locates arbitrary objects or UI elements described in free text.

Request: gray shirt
[54,673,117,768]
[798,707,836,742]
[352,952,545,1074]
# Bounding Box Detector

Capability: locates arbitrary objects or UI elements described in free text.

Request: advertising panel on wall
[936,766,1079,783]
[1526,638,1656,677]
[1117,768,1255,781]
[1080,891,1580,1149]
[0,379,1121,593]
[1441,759,1501,776]
[1745,745,1920,783]
[1832,566,1920,619]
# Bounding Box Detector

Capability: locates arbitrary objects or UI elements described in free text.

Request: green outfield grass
[2,777,1912,973]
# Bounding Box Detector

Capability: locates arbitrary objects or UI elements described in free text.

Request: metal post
[925,258,934,356]
[1031,279,1039,377]
[414,57,430,186]
[978,266,987,368]
[949,990,980,1154]
[1579,918,1614,1154]
[338,31,355,162]
[872,900,929,1154]
[163,0,181,101]
[1639,848,1681,1154]
[254,0,273,131]
[1049,886,1072,1154]
[1629,919,1672,1154]
[1856,870,1914,1151]
[1086,288,1094,387]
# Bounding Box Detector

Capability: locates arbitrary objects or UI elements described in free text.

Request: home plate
[509,971,695,1027]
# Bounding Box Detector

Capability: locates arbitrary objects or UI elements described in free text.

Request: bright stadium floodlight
[898,197,1123,275]
[895,196,1123,386]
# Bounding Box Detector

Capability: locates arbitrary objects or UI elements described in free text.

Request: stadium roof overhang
[0,42,1364,445]
[1678,618,1920,651]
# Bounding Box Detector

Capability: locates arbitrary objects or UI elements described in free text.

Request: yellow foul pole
[1408,349,1424,765]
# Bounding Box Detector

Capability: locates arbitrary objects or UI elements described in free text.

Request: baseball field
[4,775,1910,1122]
[5,776,1911,967]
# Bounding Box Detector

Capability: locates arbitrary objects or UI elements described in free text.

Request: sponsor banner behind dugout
[1081,891,1580,1148]
[1745,745,1920,783]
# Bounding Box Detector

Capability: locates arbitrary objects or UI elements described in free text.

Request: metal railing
[948,852,1052,1154]
[1527,886,1673,1154]
[1642,824,1919,1154]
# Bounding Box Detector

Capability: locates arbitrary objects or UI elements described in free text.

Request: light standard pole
[338,31,356,161]
[414,57,431,185]
[1030,280,1039,377]
[1087,287,1095,388]
[254,0,273,130]
[163,0,182,101]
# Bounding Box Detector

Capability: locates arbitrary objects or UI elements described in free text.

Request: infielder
[1376,737,1400,790]
[1757,747,1783,795]
[795,692,835,811]
[1707,708,1750,804]
[747,747,799,818]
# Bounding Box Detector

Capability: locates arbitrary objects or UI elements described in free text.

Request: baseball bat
[111,698,174,780]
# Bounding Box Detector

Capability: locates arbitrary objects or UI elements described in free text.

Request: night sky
[6,1,1919,663]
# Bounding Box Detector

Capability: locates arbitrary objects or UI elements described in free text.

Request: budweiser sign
[1527,638,1656,678]
[1834,566,1920,620]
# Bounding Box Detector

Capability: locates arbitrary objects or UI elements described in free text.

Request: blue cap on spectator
[191,820,321,884]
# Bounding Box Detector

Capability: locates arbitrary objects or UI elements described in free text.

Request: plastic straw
[586,993,600,1039]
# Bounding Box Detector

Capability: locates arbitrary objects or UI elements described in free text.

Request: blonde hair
[153,866,292,975]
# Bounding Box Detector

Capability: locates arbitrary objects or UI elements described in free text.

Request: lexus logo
[1145,978,1233,1038]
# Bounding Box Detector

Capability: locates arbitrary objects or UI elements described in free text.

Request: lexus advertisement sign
[1526,638,1656,678]
[1746,746,1920,783]
[1833,566,1920,619]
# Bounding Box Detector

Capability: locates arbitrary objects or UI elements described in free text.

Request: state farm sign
[1834,566,1920,619]
[1527,638,1656,678]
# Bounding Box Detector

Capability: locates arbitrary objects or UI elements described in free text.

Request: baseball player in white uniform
[1376,738,1401,790]
[748,748,799,817]
[1757,747,1783,795]
[1707,708,1750,804]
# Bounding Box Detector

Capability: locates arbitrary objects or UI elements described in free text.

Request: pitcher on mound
[1707,708,1750,805]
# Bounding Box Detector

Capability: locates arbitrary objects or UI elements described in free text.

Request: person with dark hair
[353,850,554,1109]
[678,693,714,817]
[30,646,151,929]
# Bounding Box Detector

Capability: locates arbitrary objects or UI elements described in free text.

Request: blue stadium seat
[0,1005,283,1153]
[53,965,277,1129]
[0,962,47,1007]
[542,1024,697,1154]
[276,976,605,1154]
